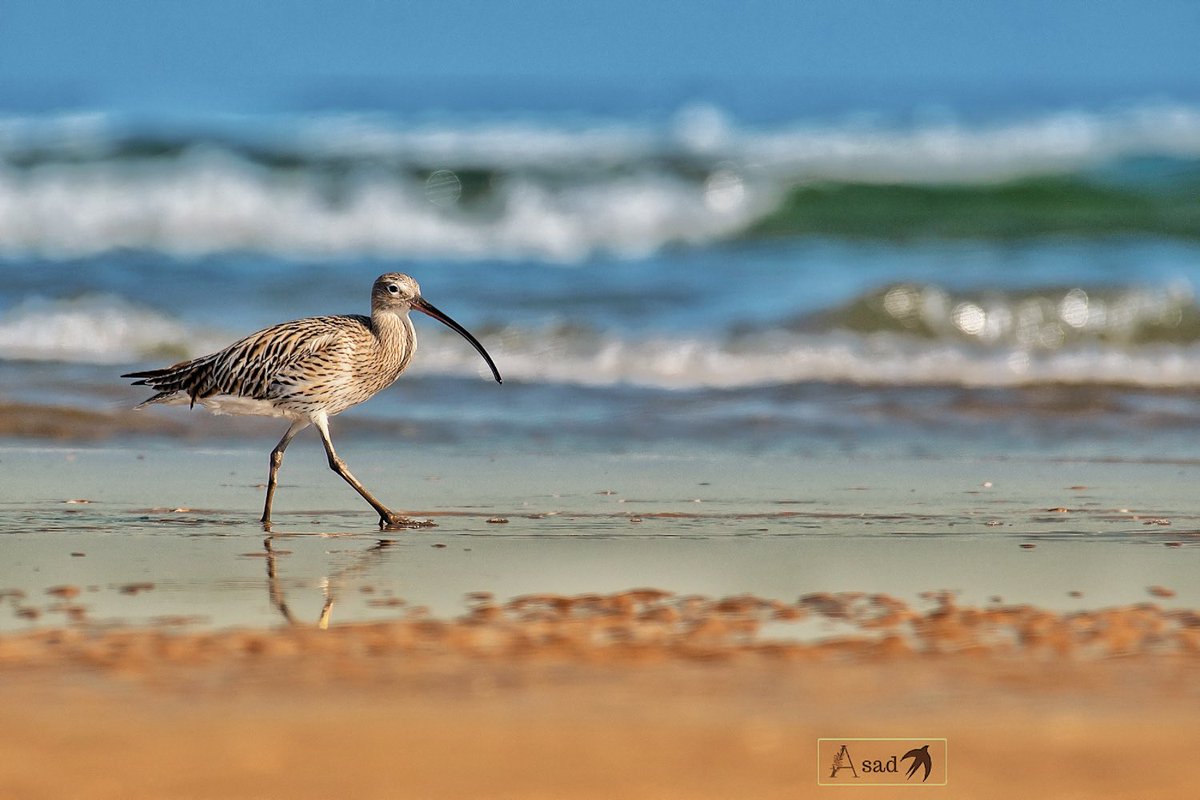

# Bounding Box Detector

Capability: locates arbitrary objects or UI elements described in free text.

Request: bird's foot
[379,512,437,530]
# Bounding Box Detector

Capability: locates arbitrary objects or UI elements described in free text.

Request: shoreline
[3,445,1199,632]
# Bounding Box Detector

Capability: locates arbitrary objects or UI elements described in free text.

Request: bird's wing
[126,315,364,405]
[205,316,360,402]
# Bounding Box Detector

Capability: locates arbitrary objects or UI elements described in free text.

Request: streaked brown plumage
[123,273,502,529]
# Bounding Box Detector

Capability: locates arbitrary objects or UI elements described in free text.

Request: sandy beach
[2,443,1198,798]
[4,3,1200,797]
[2,635,1197,800]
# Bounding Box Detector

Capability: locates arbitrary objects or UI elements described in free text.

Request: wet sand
[2,444,1199,797]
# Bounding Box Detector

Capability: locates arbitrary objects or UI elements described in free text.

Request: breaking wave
[1,103,1199,261]
[12,289,1200,390]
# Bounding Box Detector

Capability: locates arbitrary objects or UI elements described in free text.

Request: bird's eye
[387,284,400,294]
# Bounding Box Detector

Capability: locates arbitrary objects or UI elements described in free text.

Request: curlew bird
[123,273,501,529]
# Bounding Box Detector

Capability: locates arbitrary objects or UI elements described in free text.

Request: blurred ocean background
[3,1,1200,459]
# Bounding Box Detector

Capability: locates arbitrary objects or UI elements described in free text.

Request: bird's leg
[312,414,434,529]
[261,420,308,528]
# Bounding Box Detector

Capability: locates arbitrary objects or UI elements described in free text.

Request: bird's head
[372,273,423,310]
[370,272,502,384]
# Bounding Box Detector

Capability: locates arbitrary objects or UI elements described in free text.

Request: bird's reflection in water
[262,535,398,628]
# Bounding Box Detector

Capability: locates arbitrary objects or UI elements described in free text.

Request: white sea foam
[294,102,1200,180]
[730,103,1200,183]
[0,295,226,365]
[0,152,765,262]
[415,327,1200,390]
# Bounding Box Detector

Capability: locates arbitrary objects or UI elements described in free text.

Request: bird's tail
[122,355,219,408]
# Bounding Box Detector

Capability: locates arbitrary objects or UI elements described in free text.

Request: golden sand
[2,590,1198,799]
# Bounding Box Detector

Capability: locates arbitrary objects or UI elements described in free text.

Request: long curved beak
[412,297,503,384]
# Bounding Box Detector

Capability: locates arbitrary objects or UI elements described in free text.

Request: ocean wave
[0,148,765,262]
[432,328,1200,390]
[0,294,228,365]
[746,176,1200,240]
[2,103,1200,260]
[797,283,1200,348]
[13,292,1200,391]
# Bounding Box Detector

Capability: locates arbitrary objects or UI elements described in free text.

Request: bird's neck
[371,309,417,372]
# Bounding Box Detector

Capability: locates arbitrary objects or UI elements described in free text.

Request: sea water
[3,98,1200,460]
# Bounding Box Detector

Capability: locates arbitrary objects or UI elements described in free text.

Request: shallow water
[2,447,1196,634]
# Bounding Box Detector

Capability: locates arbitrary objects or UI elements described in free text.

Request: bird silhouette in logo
[901,744,932,782]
